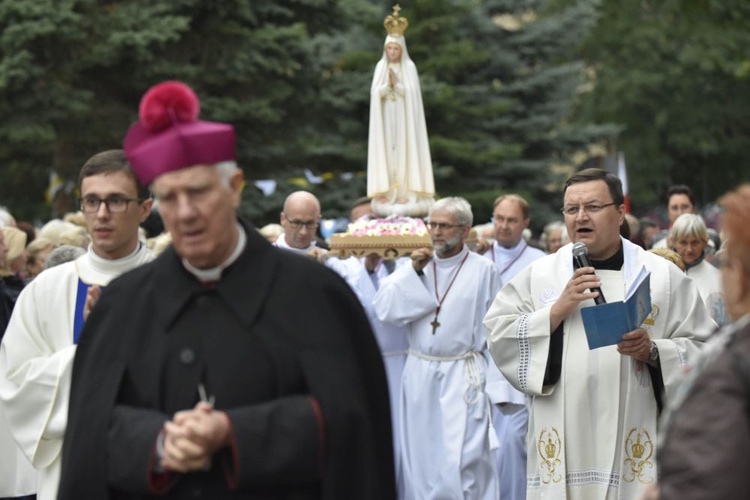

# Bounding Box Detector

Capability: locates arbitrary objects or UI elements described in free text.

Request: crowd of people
[0,79,747,500]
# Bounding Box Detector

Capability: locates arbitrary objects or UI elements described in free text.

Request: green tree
[575,0,750,211]
[303,0,615,231]
[0,0,341,221]
[0,0,615,235]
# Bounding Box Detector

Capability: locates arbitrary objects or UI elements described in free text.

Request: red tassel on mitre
[123,81,235,186]
[139,81,200,133]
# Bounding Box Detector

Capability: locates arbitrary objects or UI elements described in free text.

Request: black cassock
[58,220,396,500]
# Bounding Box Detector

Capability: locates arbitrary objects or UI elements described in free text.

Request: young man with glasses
[484,168,714,500]
[0,150,153,500]
[373,197,504,500]
[275,190,327,261]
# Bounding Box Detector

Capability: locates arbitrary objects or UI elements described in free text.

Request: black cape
[58,221,396,499]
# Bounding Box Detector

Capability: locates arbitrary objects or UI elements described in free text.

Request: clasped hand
[160,402,231,473]
[388,68,398,87]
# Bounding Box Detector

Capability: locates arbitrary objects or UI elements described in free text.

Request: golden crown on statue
[384,4,409,37]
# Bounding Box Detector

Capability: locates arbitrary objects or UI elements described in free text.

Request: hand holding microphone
[572,242,606,305]
[550,242,607,331]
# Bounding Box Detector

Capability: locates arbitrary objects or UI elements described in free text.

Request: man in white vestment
[482,193,546,500]
[485,168,715,499]
[374,197,501,499]
[669,213,727,326]
[274,191,327,260]
[367,6,434,217]
[326,196,408,499]
[0,150,153,500]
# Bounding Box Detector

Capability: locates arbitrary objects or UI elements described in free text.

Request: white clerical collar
[496,240,526,256]
[78,241,152,285]
[182,223,246,283]
[434,245,469,267]
[87,241,147,271]
[274,236,316,256]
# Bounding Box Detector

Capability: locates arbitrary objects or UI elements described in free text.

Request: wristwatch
[648,341,659,363]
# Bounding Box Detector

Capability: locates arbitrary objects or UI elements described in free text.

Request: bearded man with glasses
[373,196,504,499]
[0,150,153,500]
[484,168,714,500]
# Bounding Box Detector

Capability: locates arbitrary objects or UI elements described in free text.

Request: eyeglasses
[427,222,465,231]
[283,214,319,229]
[79,196,142,213]
[561,202,617,216]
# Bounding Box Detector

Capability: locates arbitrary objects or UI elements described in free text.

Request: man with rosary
[373,197,503,499]
[481,193,546,500]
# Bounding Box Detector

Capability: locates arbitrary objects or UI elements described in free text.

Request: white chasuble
[374,246,502,500]
[484,238,714,500]
[0,244,152,500]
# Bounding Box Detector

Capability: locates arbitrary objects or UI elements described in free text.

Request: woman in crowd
[644,184,750,499]
[670,213,727,326]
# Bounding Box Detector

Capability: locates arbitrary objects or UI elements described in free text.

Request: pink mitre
[123,81,236,186]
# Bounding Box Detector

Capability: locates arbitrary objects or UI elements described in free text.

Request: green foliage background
[0,0,746,233]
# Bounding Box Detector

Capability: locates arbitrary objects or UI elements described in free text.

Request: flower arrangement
[329,215,431,258]
[346,215,428,237]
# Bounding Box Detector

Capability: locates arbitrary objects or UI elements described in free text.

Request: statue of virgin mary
[367,5,435,217]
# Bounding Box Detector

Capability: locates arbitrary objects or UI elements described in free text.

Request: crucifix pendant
[431,307,441,335]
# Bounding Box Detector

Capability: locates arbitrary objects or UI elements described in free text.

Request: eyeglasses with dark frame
[426,221,465,231]
[283,213,319,230]
[560,202,617,216]
[79,196,143,214]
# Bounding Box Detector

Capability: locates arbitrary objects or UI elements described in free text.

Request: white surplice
[482,240,547,285]
[373,246,501,500]
[686,258,728,327]
[273,236,322,256]
[482,239,546,500]
[0,244,152,500]
[484,239,714,500]
[327,256,408,499]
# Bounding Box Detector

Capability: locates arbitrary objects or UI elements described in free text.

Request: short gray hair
[429,197,473,227]
[45,245,86,269]
[148,161,240,189]
[215,161,240,187]
[670,213,708,241]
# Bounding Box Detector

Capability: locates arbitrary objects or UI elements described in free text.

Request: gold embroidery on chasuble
[623,427,655,484]
[643,303,660,327]
[537,427,563,484]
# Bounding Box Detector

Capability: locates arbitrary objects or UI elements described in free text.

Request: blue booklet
[580,266,652,350]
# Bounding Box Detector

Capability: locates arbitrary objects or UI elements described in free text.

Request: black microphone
[572,242,606,305]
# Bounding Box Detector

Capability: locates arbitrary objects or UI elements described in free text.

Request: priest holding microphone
[484,168,715,500]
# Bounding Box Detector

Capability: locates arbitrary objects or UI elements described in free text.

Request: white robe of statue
[367,35,434,217]
[484,239,715,500]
